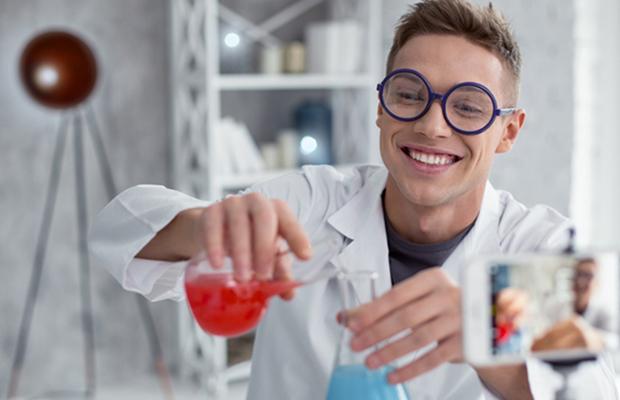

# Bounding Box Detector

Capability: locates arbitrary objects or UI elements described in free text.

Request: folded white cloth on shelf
[215,117,265,175]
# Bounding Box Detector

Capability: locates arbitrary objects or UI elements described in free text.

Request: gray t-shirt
[383,199,475,285]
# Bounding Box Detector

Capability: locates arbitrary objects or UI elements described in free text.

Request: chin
[402,183,453,208]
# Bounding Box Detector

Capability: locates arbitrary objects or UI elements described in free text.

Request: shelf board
[214,74,375,91]
[216,168,299,191]
[216,164,355,191]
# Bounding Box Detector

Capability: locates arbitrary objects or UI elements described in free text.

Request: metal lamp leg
[7,116,70,398]
[73,112,97,397]
[7,106,176,400]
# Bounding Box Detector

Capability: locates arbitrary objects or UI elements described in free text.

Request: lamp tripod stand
[7,104,174,400]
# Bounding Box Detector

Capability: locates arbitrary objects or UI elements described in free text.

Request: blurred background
[1,0,619,399]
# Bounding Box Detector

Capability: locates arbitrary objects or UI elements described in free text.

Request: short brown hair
[386,0,522,103]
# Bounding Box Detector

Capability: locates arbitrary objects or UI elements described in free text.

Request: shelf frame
[171,1,382,398]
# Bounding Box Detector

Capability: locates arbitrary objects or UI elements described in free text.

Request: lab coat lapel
[442,181,503,281]
[327,168,392,303]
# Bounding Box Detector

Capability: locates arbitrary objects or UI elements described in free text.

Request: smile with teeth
[403,148,458,166]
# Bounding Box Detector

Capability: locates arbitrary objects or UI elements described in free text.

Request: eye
[456,102,482,113]
[395,89,425,103]
[448,87,493,119]
[452,101,485,118]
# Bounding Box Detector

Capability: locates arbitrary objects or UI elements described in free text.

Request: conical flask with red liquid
[184,239,339,337]
[184,257,299,337]
[326,271,410,400]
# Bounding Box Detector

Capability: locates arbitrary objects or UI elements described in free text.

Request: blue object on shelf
[294,100,332,165]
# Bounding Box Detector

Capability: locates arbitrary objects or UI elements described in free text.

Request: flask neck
[333,271,378,367]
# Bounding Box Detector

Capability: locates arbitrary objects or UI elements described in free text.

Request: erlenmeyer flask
[326,270,410,400]
[184,259,299,337]
[185,238,339,337]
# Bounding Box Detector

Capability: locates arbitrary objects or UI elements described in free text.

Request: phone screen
[489,254,619,357]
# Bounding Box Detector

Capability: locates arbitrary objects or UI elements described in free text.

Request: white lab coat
[89,164,618,400]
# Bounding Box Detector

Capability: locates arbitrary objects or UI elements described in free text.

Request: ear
[376,102,384,128]
[495,109,526,154]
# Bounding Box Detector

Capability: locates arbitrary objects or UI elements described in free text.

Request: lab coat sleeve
[472,362,554,400]
[89,170,315,302]
[525,355,619,400]
[89,184,210,301]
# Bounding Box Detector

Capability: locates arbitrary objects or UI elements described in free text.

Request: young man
[90,0,616,398]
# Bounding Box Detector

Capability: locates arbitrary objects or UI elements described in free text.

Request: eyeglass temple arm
[497,107,518,116]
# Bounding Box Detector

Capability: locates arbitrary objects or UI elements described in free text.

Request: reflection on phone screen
[490,255,619,357]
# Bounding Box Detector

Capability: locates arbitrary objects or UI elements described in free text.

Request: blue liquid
[326,364,410,400]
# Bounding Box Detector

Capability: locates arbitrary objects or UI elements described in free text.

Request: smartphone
[462,252,619,366]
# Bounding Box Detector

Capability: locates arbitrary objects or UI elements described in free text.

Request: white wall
[572,0,620,248]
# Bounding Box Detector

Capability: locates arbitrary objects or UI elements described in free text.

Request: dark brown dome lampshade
[20,30,98,109]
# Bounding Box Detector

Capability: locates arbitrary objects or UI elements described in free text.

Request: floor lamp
[7,30,174,400]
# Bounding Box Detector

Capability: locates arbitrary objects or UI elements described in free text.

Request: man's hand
[338,268,533,399]
[194,193,312,297]
[339,268,462,384]
[531,316,604,352]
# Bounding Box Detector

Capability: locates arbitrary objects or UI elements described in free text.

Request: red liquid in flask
[185,273,300,337]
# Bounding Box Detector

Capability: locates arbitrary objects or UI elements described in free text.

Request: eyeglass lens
[383,72,495,133]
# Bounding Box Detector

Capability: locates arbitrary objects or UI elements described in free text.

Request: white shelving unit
[215,73,374,90]
[206,0,382,198]
[171,0,381,398]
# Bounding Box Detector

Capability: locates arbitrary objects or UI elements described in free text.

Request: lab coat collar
[327,167,389,241]
[327,167,392,298]
[326,168,502,255]
[326,169,503,296]
[459,180,503,256]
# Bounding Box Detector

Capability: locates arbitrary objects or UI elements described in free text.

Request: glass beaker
[326,271,410,400]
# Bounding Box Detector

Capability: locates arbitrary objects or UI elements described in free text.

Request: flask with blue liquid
[326,271,410,400]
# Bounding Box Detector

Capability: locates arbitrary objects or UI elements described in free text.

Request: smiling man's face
[378,34,523,210]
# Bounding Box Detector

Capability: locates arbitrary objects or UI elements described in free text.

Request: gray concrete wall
[489,0,574,216]
[383,0,574,215]
[0,0,176,395]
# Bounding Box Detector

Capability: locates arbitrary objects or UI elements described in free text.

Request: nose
[414,98,452,139]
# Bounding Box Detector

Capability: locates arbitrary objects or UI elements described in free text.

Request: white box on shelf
[277,129,299,169]
[305,19,363,74]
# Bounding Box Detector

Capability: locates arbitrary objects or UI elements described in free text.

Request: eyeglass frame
[376,68,518,135]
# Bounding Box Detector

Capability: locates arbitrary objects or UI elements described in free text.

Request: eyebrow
[452,85,486,93]
[392,76,424,84]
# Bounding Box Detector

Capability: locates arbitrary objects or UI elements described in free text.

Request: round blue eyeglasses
[376,68,517,135]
